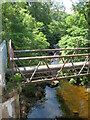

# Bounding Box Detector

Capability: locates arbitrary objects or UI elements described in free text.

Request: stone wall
[0,94,20,119]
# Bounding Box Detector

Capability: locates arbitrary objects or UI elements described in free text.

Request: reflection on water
[27,86,63,118]
[57,80,89,118]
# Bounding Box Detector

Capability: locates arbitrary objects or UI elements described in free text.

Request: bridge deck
[7,61,89,74]
[22,73,90,84]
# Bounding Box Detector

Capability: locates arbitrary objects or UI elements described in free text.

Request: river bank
[21,83,47,118]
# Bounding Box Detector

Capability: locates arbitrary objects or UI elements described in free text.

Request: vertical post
[74,41,78,62]
[8,40,14,82]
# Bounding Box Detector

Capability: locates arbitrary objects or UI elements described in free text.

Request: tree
[2,2,50,50]
[27,2,52,25]
[72,0,90,39]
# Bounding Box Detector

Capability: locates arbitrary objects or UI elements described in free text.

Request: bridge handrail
[10,53,90,61]
[14,47,90,53]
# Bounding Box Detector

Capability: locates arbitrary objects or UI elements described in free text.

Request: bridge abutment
[0,40,7,91]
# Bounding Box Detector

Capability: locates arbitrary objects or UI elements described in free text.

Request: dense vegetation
[2,1,89,48]
[2,0,90,85]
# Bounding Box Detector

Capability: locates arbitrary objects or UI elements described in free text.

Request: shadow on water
[27,86,63,119]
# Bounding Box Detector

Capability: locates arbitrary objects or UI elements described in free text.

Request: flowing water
[27,86,63,119]
[27,82,89,119]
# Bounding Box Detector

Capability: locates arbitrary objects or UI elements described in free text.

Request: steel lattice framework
[8,40,90,84]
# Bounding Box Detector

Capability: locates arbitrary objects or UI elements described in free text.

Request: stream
[27,86,63,119]
[27,82,89,119]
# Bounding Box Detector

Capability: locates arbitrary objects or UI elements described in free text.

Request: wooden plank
[14,47,90,53]
[10,53,90,61]
[22,73,90,85]
[7,62,90,74]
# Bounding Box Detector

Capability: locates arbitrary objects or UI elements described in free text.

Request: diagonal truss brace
[29,61,41,82]
[55,58,68,79]
[42,59,55,78]
[78,57,88,75]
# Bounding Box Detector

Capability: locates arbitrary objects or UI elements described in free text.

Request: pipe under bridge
[7,40,90,84]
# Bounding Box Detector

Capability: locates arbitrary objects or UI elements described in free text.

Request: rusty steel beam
[10,53,90,61]
[14,47,90,53]
[22,73,90,85]
[7,62,90,74]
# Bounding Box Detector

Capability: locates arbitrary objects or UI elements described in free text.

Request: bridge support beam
[7,62,90,74]
[22,73,90,85]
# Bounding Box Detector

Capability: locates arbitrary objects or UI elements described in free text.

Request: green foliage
[14,73,22,82]
[22,85,38,97]
[72,1,90,39]
[69,76,88,86]
[28,2,52,25]
[66,26,88,37]
[2,1,89,49]
[58,3,89,53]
[79,77,88,85]
[6,73,22,92]
[69,78,76,85]
[58,35,88,48]
[65,13,88,28]
[47,19,66,45]
[6,81,18,92]
[2,2,50,50]
[58,26,88,57]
